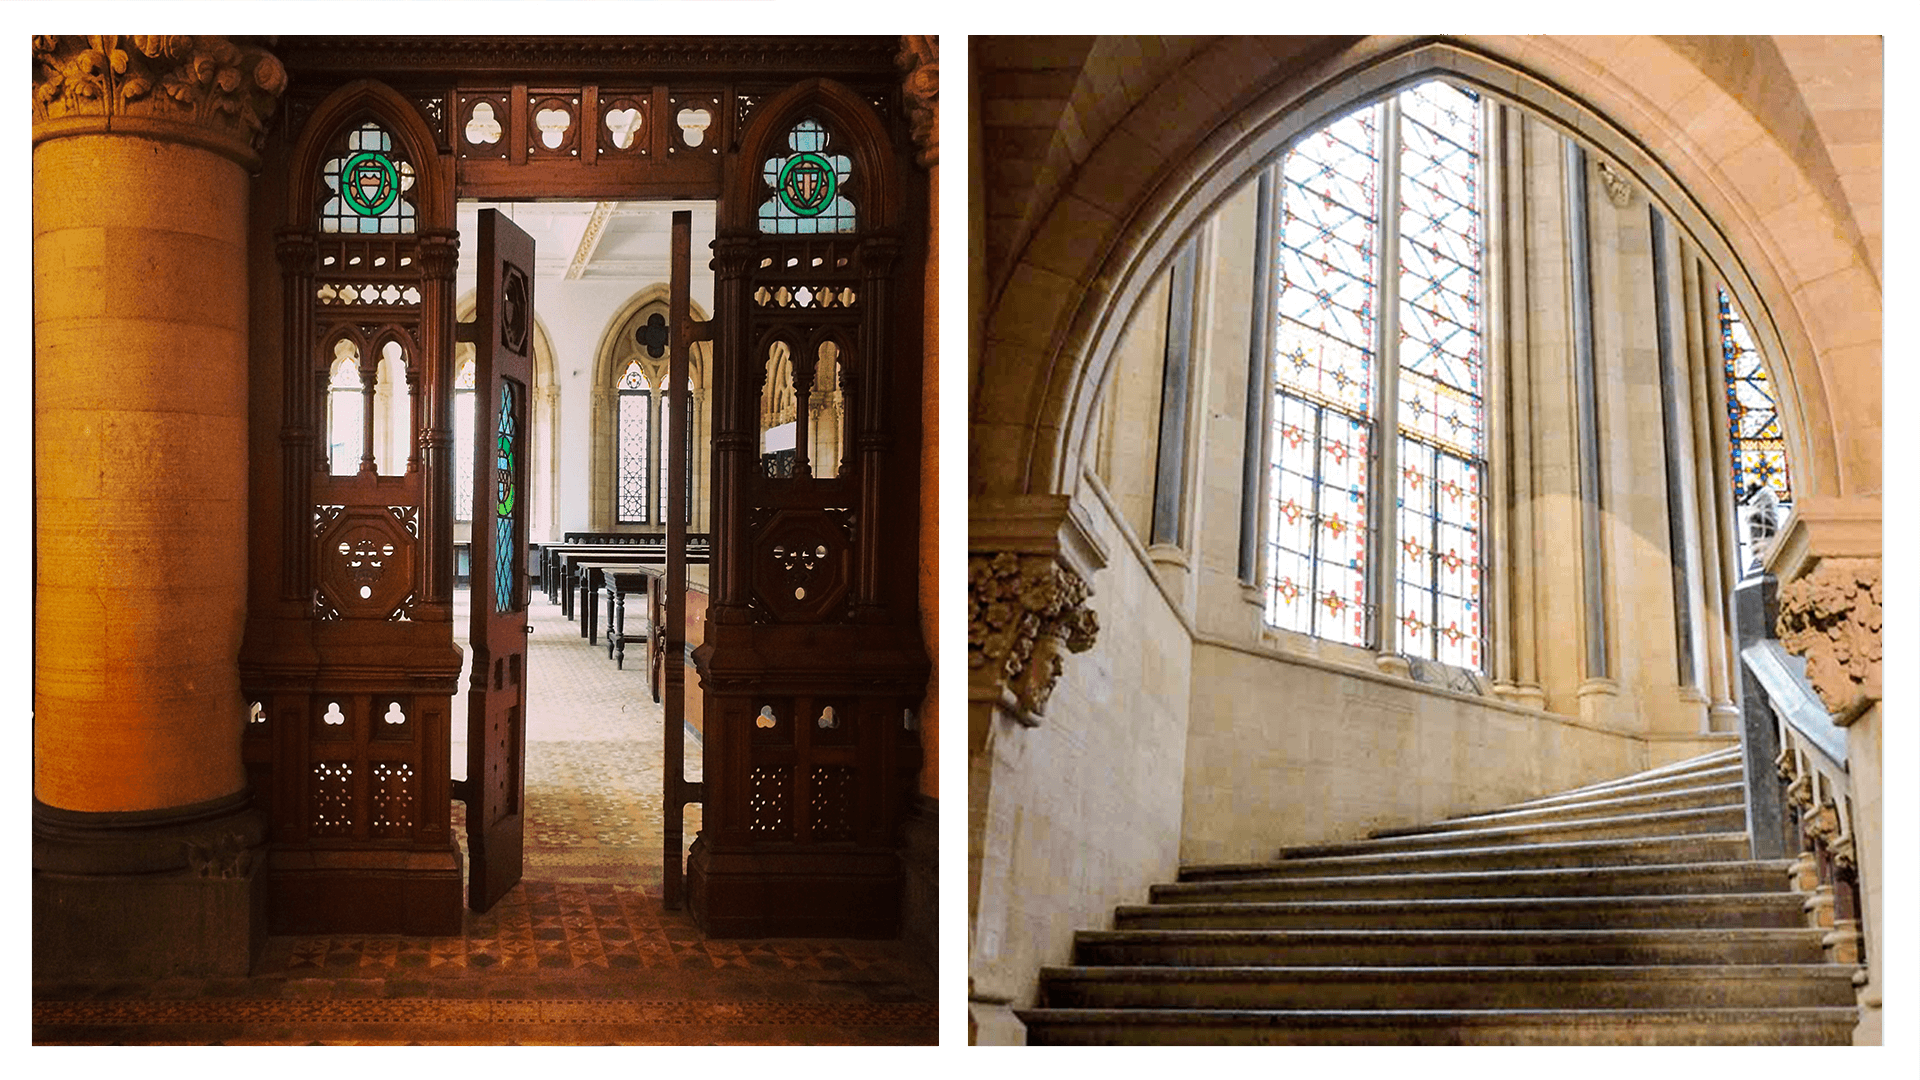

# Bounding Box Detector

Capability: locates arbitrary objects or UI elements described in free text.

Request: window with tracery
[1266,78,1486,670]
[617,360,651,524]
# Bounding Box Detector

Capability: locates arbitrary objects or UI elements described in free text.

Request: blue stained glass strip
[1718,289,1791,504]
[494,381,519,613]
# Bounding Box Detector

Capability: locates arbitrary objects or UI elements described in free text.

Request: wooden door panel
[466,208,536,914]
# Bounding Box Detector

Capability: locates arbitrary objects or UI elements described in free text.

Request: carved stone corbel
[1775,557,1881,724]
[1596,159,1633,208]
[968,552,1098,723]
[33,35,286,166]
[896,35,937,170]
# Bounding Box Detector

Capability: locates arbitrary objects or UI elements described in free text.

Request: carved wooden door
[465,209,536,912]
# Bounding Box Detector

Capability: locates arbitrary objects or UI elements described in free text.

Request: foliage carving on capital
[1776,558,1881,724]
[33,35,287,154]
[969,552,1098,722]
[896,35,937,169]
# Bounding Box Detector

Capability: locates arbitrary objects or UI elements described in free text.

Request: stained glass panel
[759,119,856,234]
[493,380,520,614]
[1718,288,1791,505]
[1396,439,1483,667]
[1265,393,1370,645]
[320,123,418,234]
[1397,80,1484,460]
[617,385,650,525]
[1274,101,1382,415]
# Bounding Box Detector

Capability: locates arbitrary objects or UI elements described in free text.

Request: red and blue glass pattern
[1396,438,1483,668]
[1267,100,1382,641]
[1395,81,1485,669]
[1396,80,1484,461]
[1717,288,1791,505]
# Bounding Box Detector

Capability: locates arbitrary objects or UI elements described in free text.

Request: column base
[33,792,268,980]
[687,836,902,938]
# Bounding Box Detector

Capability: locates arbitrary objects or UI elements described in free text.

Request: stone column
[898,28,941,982]
[33,34,285,978]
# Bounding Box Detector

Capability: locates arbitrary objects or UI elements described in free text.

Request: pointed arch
[587,284,714,532]
[724,78,901,235]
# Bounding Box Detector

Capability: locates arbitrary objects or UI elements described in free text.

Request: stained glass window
[616,361,650,524]
[658,385,694,525]
[494,380,520,613]
[1394,80,1484,666]
[1718,288,1790,506]
[758,119,855,234]
[454,356,476,523]
[1264,79,1487,671]
[320,123,417,234]
[1267,100,1382,645]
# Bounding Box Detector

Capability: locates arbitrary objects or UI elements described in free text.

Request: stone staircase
[1018,747,1859,1044]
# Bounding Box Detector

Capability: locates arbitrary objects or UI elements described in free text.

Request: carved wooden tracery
[691,78,928,937]
[241,79,464,935]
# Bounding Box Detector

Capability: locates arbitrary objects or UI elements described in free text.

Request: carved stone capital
[968,552,1098,723]
[1596,159,1633,208]
[33,35,287,166]
[896,35,937,170]
[1776,557,1881,723]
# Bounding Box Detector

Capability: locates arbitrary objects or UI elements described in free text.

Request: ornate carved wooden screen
[241,81,464,935]
[690,80,929,937]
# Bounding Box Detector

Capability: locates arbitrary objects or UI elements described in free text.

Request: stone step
[1016,1006,1856,1045]
[1113,892,1807,932]
[1071,927,1830,968]
[1499,758,1744,813]
[1373,781,1747,838]
[1151,860,1796,904]
[1182,832,1755,881]
[1036,963,1859,1011]
[1278,805,1746,860]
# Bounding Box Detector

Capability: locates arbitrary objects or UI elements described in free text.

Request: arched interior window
[327,341,365,476]
[454,356,476,522]
[617,360,651,524]
[758,118,855,234]
[1266,78,1486,669]
[659,375,694,523]
[319,122,418,234]
[373,340,410,477]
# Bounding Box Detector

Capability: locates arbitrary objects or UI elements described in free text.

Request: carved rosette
[33,35,286,161]
[1776,558,1881,723]
[896,35,937,169]
[968,552,1098,722]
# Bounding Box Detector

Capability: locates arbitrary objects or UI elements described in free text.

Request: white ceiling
[454,199,717,296]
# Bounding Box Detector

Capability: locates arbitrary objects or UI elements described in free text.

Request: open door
[465,208,536,913]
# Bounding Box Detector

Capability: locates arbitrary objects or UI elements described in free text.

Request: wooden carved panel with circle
[749,507,852,623]
[315,505,416,619]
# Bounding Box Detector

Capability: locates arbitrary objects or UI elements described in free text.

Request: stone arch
[972,36,1876,507]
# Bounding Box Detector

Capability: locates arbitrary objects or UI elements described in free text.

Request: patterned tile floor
[34,590,936,1046]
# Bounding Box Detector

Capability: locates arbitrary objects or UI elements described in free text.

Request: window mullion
[1372,96,1405,655]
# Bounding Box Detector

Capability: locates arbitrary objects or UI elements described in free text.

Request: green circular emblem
[776,152,837,217]
[340,151,400,217]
